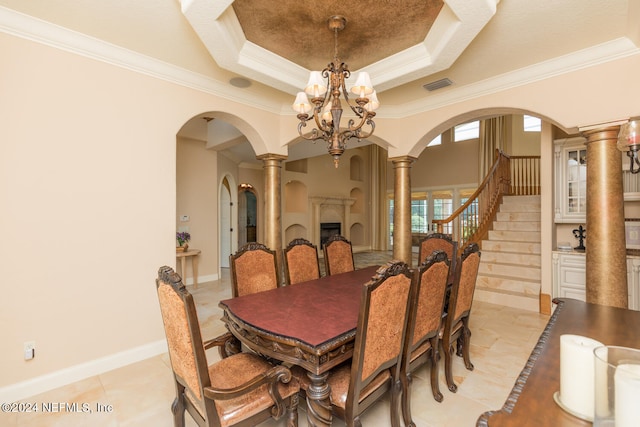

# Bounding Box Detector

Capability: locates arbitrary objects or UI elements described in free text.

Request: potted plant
[176,231,191,252]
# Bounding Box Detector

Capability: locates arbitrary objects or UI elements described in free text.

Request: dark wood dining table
[218,265,380,427]
[477,298,640,427]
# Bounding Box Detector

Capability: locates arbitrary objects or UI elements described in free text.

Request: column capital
[389,155,417,166]
[257,153,288,163]
[581,125,621,145]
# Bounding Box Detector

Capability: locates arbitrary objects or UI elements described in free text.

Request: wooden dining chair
[400,250,451,426]
[322,234,355,276]
[294,260,414,427]
[283,238,321,285]
[155,266,300,427]
[441,242,481,393]
[230,242,280,297]
[418,233,458,286]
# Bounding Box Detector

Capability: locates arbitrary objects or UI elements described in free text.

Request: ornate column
[391,156,416,266]
[258,154,286,265]
[583,126,628,308]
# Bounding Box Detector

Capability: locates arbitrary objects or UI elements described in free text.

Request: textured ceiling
[231,0,443,71]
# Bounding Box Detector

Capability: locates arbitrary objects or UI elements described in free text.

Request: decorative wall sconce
[617,118,640,174]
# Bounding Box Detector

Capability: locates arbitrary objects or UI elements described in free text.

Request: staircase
[474,195,541,312]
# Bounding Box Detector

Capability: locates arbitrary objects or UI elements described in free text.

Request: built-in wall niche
[350,188,364,214]
[285,224,308,244]
[350,222,365,246]
[285,158,308,173]
[284,180,308,213]
[350,155,363,181]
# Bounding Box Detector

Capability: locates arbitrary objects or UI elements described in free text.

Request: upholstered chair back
[400,250,450,417]
[323,235,355,276]
[156,266,211,418]
[346,261,413,424]
[450,243,481,323]
[283,238,320,285]
[411,250,450,347]
[156,266,300,427]
[418,233,457,285]
[230,242,279,297]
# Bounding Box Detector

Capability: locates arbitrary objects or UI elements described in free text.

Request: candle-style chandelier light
[292,16,379,168]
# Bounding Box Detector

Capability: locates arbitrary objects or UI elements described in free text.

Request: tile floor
[1,252,550,427]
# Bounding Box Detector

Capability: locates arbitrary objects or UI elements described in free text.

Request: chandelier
[292,16,379,168]
[618,117,640,174]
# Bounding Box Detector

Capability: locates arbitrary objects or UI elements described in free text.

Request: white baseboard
[0,339,168,403]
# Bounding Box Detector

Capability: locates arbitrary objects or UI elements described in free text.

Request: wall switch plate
[24,341,35,360]
[180,215,190,222]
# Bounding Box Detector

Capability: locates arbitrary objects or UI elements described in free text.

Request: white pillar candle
[560,334,604,419]
[614,363,640,427]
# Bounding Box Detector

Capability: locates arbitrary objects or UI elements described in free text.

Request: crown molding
[383,37,640,119]
[0,6,285,113]
[2,6,638,122]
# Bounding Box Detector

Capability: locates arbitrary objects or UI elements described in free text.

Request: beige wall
[0,31,282,399]
[176,137,219,283]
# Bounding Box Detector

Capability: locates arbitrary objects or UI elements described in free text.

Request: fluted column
[583,126,628,308]
[391,156,416,266]
[258,154,286,265]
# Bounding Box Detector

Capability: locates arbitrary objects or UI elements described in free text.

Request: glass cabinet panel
[554,137,587,222]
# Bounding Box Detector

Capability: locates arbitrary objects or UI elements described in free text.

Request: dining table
[218,264,380,427]
[477,298,640,427]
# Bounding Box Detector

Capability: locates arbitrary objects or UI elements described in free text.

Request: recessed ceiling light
[230,77,251,88]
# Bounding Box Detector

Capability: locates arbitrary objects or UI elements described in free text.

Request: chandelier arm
[343,111,376,133]
[297,121,323,142]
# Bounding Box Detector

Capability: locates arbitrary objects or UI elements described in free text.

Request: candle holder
[593,346,640,427]
[554,334,603,421]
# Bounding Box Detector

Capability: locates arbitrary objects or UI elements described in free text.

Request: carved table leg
[306,372,332,427]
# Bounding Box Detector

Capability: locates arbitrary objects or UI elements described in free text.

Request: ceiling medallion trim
[182,0,500,95]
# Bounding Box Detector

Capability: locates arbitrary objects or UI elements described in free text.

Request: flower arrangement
[176,231,191,247]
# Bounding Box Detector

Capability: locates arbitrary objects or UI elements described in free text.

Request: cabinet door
[554,137,587,223]
[566,148,587,216]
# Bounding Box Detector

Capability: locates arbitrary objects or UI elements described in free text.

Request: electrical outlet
[24,341,35,360]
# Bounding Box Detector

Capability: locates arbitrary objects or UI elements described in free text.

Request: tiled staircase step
[501,195,541,205]
[492,221,540,231]
[481,240,541,254]
[499,202,541,212]
[488,230,540,242]
[474,288,539,312]
[479,263,541,280]
[476,275,540,296]
[496,212,541,222]
[481,250,541,267]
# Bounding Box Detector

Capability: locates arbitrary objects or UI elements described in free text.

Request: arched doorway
[238,184,258,244]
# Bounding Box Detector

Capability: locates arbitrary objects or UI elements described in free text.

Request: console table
[477,298,640,426]
[176,249,201,288]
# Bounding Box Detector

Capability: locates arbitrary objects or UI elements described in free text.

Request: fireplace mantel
[310,196,355,249]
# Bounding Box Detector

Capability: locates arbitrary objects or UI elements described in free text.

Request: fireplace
[320,222,341,248]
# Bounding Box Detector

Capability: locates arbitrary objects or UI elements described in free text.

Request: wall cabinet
[554,137,587,223]
[552,251,639,311]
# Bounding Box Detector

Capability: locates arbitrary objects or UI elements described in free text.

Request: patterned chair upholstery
[294,260,414,427]
[418,233,458,286]
[322,235,355,276]
[155,266,299,427]
[283,238,321,285]
[400,251,450,425]
[230,242,280,297]
[441,243,481,393]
